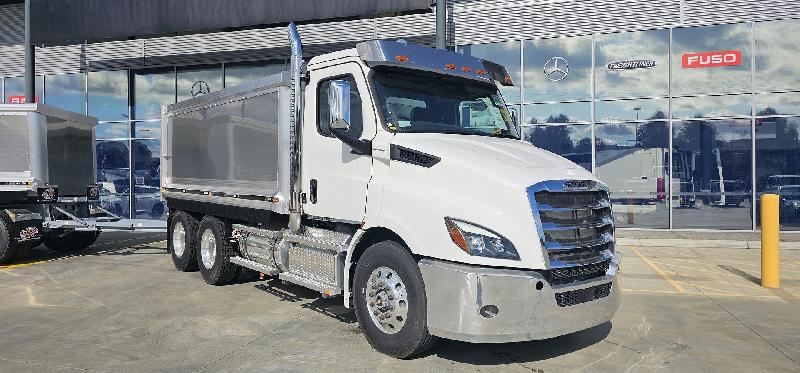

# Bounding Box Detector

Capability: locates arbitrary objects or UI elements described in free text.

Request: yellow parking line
[0,239,166,270]
[629,246,687,293]
[0,260,49,270]
[621,288,796,300]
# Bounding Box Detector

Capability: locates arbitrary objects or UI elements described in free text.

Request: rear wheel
[0,215,19,264]
[196,216,237,285]
[169,211,199,272]
[43,231,99,253]
[353,240,435,358]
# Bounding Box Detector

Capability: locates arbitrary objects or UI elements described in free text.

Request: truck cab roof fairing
[356,40,515,87]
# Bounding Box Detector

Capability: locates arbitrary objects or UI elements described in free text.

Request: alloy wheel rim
[172,222,185,258]
[200,229,216,269]
[365,266,408,334]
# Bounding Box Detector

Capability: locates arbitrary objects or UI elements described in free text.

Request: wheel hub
[200,229,216,269]
[365,266,408,334]
[172,222,185,258]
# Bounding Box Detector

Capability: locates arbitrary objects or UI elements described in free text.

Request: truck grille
[527,180,615,269]
[549,260,610,286]
[555,282,612,307]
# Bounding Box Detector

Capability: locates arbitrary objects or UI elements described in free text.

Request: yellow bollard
[761,193,780,288]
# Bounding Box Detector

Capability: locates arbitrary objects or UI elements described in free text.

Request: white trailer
[0,104,118,263]
[161,23,621,358]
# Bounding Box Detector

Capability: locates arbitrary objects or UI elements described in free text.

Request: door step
[230,256,279,276]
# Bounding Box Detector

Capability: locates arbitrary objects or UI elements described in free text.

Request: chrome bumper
[419,254,621,343]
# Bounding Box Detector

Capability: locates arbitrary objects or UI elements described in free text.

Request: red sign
[7,95,39,104]
[682,50,742,68]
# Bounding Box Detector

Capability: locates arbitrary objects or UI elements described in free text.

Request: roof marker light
[476,69,487,75]
[461,66,472,73]
[395,55,409,62]
[444,63,456,70]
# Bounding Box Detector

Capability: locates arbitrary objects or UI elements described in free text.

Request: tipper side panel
[162,72,292,214]
[0,114,31,176]
[46,115,95,196]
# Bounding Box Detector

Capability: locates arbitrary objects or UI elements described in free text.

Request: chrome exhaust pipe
[287,22,303,232]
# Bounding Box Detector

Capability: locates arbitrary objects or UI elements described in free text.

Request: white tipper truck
[161,23,621,358]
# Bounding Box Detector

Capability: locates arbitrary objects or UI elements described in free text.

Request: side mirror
[328,80,351,132]
[327,79,371,155]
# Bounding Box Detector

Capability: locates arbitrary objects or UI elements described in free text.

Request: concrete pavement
[0,232,798,372]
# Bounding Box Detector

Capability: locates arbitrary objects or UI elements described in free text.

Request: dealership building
[1,0,799,231]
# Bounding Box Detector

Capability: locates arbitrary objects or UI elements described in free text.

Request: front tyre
[196,216,237,285]
[353,240,435,359]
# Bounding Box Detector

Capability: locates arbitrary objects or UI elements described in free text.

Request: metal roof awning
[30,0,433,45]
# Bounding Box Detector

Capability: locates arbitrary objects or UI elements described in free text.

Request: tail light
[37,187,58,202]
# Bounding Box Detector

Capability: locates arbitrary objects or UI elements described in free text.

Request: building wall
[2,1,800,226]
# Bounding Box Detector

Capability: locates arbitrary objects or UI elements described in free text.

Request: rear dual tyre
[0,215,17,264]
[169,211,199,272]
[196,216,238,285]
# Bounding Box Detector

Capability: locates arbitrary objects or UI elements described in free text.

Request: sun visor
[356,40,515,86]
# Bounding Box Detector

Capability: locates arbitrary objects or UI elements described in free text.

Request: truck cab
[161,24,620,358]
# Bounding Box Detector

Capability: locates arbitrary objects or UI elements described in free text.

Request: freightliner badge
[606,59,657,70]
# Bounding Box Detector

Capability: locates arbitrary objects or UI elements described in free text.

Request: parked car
[752,185,800,225]
[704,180,748,207]
[99,182,165,219]
[673,181,696,208]
[766,175,800,189]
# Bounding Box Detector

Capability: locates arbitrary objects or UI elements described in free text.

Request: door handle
[310,179,318,204]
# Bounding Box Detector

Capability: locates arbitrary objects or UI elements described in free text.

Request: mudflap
[2,209,44,244]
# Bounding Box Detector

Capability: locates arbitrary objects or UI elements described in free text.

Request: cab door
[301,63,376,222]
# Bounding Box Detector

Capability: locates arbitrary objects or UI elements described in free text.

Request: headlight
[444,217,520,260]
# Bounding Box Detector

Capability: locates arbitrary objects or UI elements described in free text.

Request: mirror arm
[331,129,372,155]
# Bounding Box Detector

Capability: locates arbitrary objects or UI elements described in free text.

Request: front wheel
[353,240,435,359]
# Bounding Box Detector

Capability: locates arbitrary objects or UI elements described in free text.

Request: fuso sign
[682,50,742,68]
[7,95,39,104]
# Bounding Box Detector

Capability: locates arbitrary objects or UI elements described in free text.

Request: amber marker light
[444,63,456,70]
[445,218,470,254]
[461,65,472,73]
[476,68,488,75]
[395,55,409,62]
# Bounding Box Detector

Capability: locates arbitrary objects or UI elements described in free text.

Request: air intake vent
[555,282,612,307]
[549,260,610,286]
[390,145,440,168]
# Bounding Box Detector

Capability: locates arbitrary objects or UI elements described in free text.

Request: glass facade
[2,62,288,220]
[2,18,798,229]
[461,19,800,230]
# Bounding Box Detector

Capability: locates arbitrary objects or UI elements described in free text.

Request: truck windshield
[371,67,518,138]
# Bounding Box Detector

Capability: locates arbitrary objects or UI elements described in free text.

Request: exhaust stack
[287,22,303,232]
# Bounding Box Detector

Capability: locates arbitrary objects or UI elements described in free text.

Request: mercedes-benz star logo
[543,57,569,82]
[191,80,211,97]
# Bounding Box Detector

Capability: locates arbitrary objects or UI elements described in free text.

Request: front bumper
[419,254,621,343]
